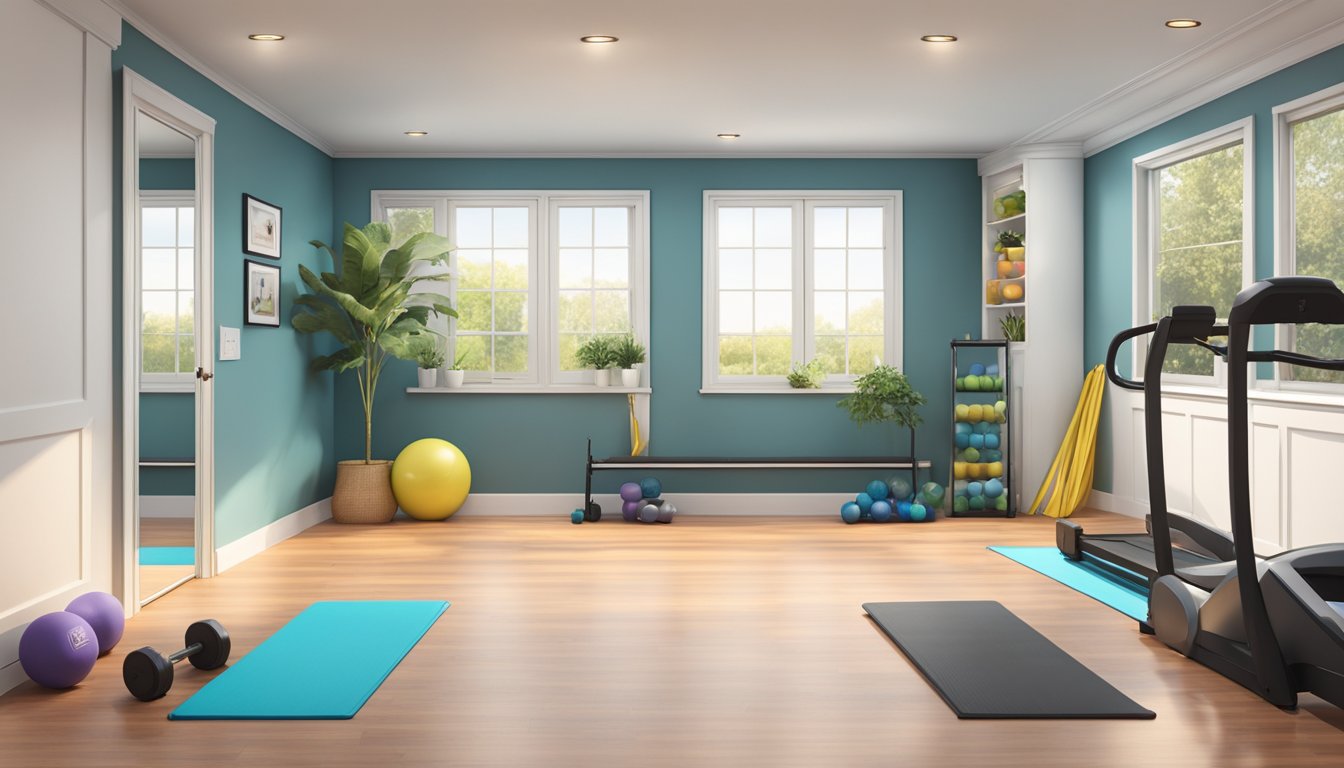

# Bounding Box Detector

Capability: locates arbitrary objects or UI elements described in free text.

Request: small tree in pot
[292,222,456,523]
[838,365,927,497]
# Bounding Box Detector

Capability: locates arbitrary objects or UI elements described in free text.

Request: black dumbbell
[123,619,231,701]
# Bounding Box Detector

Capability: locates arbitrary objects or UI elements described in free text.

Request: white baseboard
[455,492,859,517]
[216,497,331,574]
[0,659,26,697]
[138,495,193,518]
[1086,489,1147,519]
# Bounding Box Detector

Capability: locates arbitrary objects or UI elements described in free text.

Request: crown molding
[977,142,1084,177]
[104,0,334,156]
[976,0,1344,162]
[330,150,985,160]
[1081,12,1344,156]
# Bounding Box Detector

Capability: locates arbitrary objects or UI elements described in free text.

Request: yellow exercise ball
[391,438,472,521]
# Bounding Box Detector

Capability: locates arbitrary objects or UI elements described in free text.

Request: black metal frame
[949,340,1013,517]
[583,439,933,515]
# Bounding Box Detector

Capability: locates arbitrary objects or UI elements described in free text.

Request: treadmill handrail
[1105,323,1155,391]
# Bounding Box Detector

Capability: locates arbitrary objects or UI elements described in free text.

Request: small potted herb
[443,351,468,388]
[787,359,826,389]
[612,333,647,388]
[576,336,616,386]
[1000,313,1025,343]
[414,343,446,389]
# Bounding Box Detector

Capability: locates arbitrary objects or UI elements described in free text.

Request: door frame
[121,68,217,613]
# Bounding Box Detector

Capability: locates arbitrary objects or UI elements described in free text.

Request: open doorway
[122,70,216,610]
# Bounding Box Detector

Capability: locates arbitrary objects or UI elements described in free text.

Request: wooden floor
[3,509,1344,767]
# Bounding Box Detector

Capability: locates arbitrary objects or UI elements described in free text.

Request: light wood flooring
[3,509,1344,767]
[139,517,195,600]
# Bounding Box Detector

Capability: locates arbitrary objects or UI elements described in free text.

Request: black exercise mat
[863,600,1155,719]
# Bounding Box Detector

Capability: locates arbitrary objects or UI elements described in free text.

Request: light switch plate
[219,326,241,360]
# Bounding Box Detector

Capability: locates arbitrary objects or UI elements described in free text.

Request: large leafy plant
[292,222,456,462]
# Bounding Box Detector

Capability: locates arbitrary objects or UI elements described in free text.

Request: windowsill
[408,385,652,395]
[139,382,194,394]
[698,386,857,395]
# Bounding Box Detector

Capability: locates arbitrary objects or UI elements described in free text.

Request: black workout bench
[582,439,932,516]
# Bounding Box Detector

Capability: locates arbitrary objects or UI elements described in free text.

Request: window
[1276,84,1344,386]
[140,192,195,391]
[372,191,649,389]
[1133,119,1252,382]
[702,191,902,391]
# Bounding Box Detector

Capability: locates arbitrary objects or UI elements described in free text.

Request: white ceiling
[113,0,1344,157]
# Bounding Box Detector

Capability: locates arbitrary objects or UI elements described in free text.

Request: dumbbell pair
[123,619,231,701]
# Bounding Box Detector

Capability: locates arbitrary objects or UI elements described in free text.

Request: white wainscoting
[1102,383,1344,553]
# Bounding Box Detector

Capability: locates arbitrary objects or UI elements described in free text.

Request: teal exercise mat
[989,546,1149,622]
[139,546,195,566]
[170,600,448,720]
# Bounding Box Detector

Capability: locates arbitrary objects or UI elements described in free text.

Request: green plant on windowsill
[1000,313,1025,342]
[611,334,647,369]
[446,351,468,371]
[575,336,615,370]
[787,359,826,389]
[413,344,446,370]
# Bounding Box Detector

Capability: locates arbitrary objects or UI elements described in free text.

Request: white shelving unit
[977,146,1083,512]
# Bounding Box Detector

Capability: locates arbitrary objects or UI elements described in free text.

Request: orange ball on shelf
[1002,283,1025,302]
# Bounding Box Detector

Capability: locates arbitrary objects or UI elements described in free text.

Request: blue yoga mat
[140,546,195,566]
[170,600,448,720]
[989,546,1149,622]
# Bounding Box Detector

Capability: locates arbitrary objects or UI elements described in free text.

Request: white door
[0,0,118,694]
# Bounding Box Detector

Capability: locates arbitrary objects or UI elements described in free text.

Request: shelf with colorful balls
[949,340,1013,517]
[984,184,1027,312]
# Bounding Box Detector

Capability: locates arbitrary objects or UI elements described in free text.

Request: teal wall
[114,23,337,545]
[1084,42,1344,492]
[139,393,193,495]
[139,158,192,190]
[333,159,982,495]
[137,157,196,495]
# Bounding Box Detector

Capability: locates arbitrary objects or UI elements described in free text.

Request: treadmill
[1055,305,1238,593]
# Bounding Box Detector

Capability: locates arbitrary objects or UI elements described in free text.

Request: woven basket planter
[331,460,398,524]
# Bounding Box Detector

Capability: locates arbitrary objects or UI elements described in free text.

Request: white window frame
[1131,117,1253,388]
[372,190,650,392]
[1272,81,1344,394]
[139,189,196,393]
[701,190,902,393]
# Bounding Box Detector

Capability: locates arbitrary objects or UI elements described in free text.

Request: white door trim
[121,69,217,613]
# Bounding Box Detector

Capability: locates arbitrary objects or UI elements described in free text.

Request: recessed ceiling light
[921,34,958,43]
[1164,19,1201,29]
[247,34,285,41]
[580,35,619,44]
[717,133,740,140]
[404,131,429,137]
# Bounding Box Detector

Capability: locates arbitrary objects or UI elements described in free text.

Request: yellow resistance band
[1027,364,1106,518]
[628,394,646,457]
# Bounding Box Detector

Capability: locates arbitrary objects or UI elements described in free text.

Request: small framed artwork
[242,193,282,259]
[244,260,281,327]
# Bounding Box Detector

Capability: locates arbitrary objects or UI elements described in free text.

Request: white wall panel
[1251,423,1283,547]
[0,432,85,616]
[0,0,86,411]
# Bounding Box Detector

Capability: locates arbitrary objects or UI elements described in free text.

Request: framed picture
[244,260,281,327]
[242,193,281,259]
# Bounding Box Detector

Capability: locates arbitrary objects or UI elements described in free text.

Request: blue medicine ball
[866,480,890,502]
[985,434,1000,450]
[984,478,1004,498]
[855,493,874,514]
[968,363,986,376]
[969,434,985,449]
[640,477,662,499]
[955,422,972,435]
[967,481,983,497]
[870,500,893,523]
[840,502,862,524]
[955,433,970,449]
[986,364,1000,376]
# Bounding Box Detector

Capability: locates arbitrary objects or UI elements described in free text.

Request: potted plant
[838,365,927,494]
[787,359,826,389]
[1000,313,1025,343]
[612,333,646,388]
[994,230,1025,262]
[576,336,615,386]
[414,343,445,389]
[292,221,456,523]
[444,351,467,388]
